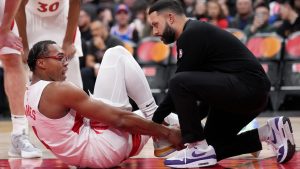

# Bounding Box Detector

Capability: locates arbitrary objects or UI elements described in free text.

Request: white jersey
[24,80,147,168]
[25,0,83,57]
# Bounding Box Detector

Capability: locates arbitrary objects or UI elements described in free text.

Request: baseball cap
[116,4,130,14]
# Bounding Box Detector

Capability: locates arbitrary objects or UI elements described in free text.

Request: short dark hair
[254,2,270,11]
[148,0,185,15]
[276,0,295,8]
[27,40,56,72]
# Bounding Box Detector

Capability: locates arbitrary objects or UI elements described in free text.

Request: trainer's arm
[57,82,180,141]
[152,91,175,124]
[15,0,29,60]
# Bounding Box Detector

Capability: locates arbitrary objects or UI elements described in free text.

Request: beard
[161,23,176,44]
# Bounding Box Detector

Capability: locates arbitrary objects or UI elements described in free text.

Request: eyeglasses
[39,54,69,63]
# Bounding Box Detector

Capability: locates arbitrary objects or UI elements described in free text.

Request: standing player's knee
[0,54,22,69]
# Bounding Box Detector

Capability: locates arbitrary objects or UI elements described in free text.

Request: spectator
[230,0,254,30]
[79,9,93,41]
[82,20,124,93]
[131,1,152,39]
[194,0,207,20]
[184,0,196,17]
[205,0,229,29]
[244,3,276,37]
[218,0,230,17]
[110,4,139,43]
[97,6,114,28]
[294,0,300,13]
[276,0,300,37]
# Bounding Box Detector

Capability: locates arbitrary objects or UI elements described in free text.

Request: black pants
[169,71,269,161]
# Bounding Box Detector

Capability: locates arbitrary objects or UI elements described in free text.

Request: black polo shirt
[152,20,270,123]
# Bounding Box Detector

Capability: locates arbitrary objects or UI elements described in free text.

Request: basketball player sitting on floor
[24,40,181,168]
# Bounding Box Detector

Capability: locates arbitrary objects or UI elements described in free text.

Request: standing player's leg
[65,56,83,88]
[0,46,42,158]
[65,27,83,88]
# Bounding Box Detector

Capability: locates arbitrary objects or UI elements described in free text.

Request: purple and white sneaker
[164,144,217,168]
[267,116,295,163]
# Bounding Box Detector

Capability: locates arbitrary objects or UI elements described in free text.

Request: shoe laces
[181,143,199,164]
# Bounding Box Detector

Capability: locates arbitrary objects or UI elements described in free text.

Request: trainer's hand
[167,126,184,149]
[0,30,23,52]
[62,42,76,59]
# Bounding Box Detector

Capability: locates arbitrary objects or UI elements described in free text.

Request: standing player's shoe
[266,116,295,163]
[8,133,42,158]
[164,144,217,168]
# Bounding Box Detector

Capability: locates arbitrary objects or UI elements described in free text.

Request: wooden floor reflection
[0,117,299,169]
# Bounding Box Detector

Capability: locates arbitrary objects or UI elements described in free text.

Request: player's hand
[167,126,184,149]
[0,30,23,52]
[62,42,76,59]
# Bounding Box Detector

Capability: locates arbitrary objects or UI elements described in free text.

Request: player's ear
[36,59,46,69]
[168,13,175,24]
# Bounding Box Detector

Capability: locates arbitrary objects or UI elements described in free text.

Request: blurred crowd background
[1,0,300,117]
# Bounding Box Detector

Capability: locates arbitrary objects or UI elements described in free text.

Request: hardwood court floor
[0,117,299,169]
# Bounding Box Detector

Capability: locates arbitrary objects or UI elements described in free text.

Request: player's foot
[153,138,177,157]
[8,133,42,158]
[164,144,217,168]
[266,116,295,163]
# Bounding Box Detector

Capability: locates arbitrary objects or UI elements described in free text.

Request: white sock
[138,98,158,120]
[164,113,179,126]
[190,140,209,149]
[258,124,271,142]
[11,115,28,135]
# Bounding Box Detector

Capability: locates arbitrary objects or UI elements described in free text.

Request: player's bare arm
[15,0,29,61]
[0,0,23,51]
[62,0,80,57]
[38,81,182,147]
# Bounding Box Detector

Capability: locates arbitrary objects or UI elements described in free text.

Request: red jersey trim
[71,113,84,134]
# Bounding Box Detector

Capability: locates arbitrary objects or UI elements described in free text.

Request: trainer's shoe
[153,138,177,157]
[266,116,295,163]
[164,144,217,168]
[8,133,42,158]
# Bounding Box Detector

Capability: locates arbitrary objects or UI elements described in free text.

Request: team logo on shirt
[178,49,183,59]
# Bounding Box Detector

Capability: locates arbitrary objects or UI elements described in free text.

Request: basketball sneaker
[153,113,179,157]
[164,144,217,168]
[153,137,177,157]
[266,116,295,163]
[8,132,42,158]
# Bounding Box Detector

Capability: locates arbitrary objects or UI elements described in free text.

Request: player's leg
[0,48,42,158]
[65,56,83,88]
[93,46,157,119]
[65,27,83,88]
[93,46,178,157]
